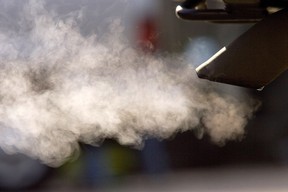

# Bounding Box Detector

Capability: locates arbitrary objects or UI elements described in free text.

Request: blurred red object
[137,16,158,53]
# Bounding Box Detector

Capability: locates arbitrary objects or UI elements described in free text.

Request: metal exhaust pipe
[196,8,288,89]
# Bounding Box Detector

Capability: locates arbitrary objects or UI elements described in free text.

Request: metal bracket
[176,0,268,23]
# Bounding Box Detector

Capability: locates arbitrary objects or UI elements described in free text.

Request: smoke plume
[0,0,258,166]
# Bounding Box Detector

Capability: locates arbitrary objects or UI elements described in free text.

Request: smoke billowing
[0,0,258,166]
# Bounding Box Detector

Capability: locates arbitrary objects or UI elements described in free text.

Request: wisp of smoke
[0,0,258,166]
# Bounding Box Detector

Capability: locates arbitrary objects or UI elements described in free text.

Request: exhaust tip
[195,47,226,80]
[194,9,288,90]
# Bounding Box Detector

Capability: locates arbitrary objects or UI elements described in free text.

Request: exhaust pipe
[196,8,288,89]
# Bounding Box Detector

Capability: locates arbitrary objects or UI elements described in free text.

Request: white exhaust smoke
[0,0,258,166]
